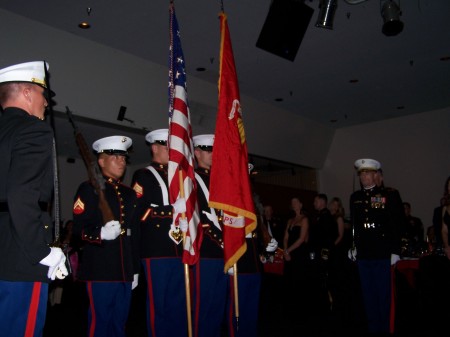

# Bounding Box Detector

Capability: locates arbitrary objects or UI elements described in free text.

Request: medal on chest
[371,195,386,209]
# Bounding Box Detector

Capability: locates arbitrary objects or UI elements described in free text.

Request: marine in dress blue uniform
[192,134,229,337]
[72,136,139,337]
[226,229,263,337]
[226,165,272,337]
[350,158,404,335]
[131,129,187,337]
[0,61,68,337]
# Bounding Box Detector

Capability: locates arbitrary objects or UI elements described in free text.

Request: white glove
[132,273,139,290]
[391,254,400,265]
[55,261,69,280]
[227,267,234,276]
[202,210,220,229]
[348,247,357,261]
[100,220,121,240]
[266,238,278,252]
[172,198,186,214]
[40,247,66,280]
[170,223,180,232]
[179,218,188,233]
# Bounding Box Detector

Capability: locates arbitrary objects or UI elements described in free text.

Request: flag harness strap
[195,172,221,232]
[147,166,169,206]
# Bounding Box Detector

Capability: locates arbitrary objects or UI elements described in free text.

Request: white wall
[319,107,450,229]
[0,9,334,169]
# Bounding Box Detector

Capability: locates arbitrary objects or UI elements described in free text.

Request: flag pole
[233,263,239,331]
[179,167,193,337]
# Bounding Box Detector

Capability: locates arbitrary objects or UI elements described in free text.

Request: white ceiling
[1,0,450,130]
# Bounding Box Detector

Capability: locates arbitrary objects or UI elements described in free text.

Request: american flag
[167,4,201,265]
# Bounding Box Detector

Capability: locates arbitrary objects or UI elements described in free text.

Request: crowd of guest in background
[258,171,450,337]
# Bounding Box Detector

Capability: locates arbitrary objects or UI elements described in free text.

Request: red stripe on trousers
[24,282,41,337]
[87,281,97,337]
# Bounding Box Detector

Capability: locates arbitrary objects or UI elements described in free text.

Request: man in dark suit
[310,193,340,317]
[72,135,139,337]
[432,197,446,247]
[0,61,68,337]
[403,202,424,250]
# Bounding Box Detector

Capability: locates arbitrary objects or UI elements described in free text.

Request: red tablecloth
[396,258,420,288]
[390,258,420,333]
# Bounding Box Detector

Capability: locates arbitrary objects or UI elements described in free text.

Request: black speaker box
[256,0,314,62]
[117,106,127,121]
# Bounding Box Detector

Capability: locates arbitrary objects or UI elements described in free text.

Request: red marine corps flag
[167,3,201,265]
[209,12,257,272]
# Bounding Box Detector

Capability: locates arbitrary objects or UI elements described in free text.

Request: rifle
[66,107,123,234]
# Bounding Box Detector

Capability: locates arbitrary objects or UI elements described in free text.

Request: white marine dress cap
[0,61,49,88]
[354,158,381,172]
[92,136,132,155]
[145,129,168,143]
[193,134,214,147]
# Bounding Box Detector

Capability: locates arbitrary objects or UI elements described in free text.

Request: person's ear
[194,147,200,157]
[23,87,32,102]
[151,143,158,154]
[98,157,105,169]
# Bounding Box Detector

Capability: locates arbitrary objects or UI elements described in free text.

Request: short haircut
[316,193,328,203]
[0,82,33,107]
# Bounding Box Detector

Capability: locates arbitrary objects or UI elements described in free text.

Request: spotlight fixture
[315,0,338,30]
[117,106,135,124]
[381,0,403,36]
[78,7,92,30]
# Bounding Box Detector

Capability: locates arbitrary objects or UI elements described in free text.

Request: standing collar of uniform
[151,161,167,170]
[195,167,210,175]
[105,176,121,185]
[363,184,377,191]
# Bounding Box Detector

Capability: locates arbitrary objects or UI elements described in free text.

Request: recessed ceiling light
[196,67,206,72]
[349,79,359,83]
[274,98,283,102]
[396,106,405,110]
[440,56,450,61]
[330,119,338,123]
[79,7,92,29]
[78,22,90,29]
